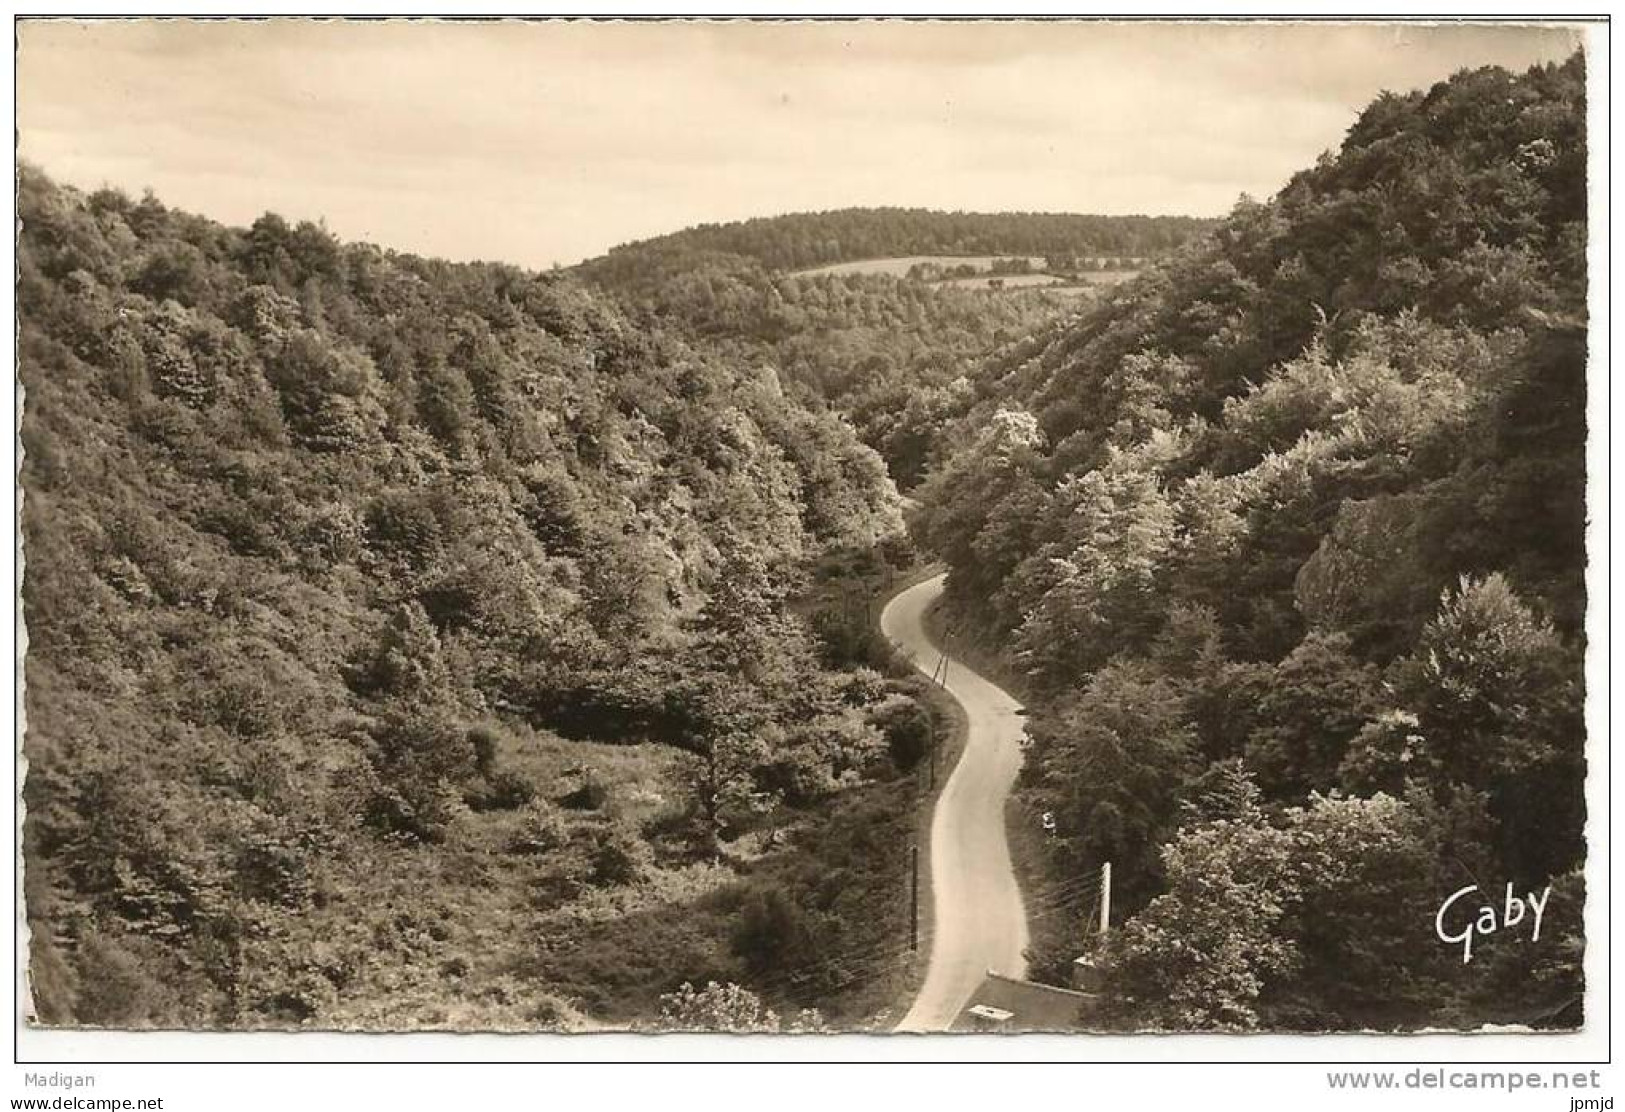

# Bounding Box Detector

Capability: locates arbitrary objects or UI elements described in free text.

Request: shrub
[810,607,894,670]
[72,931,179,1028]
[657,980,779,1032]
[873,695,933,770]
[559,775,608,812]
[506,803,570,857]
[467,724,503,777]
[365,708,477,843]
[730,883,812,975]
[586,825,650,888]
[234,831,313,909]
[465,769,537,813]
[363,490,443,566]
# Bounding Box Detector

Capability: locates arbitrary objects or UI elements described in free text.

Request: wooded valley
[19,51,1589,1034]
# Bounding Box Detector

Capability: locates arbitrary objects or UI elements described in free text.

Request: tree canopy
[19,165,927,1029]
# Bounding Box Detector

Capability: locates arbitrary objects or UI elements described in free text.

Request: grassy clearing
[303,714,935,1030]
[788,255,1048,278]
[459,558,952,1030]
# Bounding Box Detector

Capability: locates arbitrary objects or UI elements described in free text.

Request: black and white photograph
[9,12,1606,1079]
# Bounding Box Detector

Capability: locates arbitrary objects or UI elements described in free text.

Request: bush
[657,980,780,1032]
[465,769,537,813]
[72,931,181,1028]
[810,607,894,671]
[234,832,313,908]
[873,695,933,770]
[365,708,477,843]
[506,803,570,856]
[559,775,608,812]
[731,883,812,975]
[366,783,459,845]
[467,724,503,777]
[586,825,650,888]
[363,490,443,566]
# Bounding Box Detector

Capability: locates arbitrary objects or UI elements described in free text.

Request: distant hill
[573,209,1216,491]
[577,207,1217,292]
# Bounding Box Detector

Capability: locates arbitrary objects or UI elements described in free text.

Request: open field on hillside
[790,254,1048,277]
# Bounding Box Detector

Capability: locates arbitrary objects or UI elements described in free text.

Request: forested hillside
[578,208,1216,288]
[584,248,1080,487]
[19,165,941,1029]
[576,211,1218,488]
[914,56,1588,1029]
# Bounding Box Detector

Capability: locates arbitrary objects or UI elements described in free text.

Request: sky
[17,19,1587,269]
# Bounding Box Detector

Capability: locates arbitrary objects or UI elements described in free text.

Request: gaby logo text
[1434,883,1552,964]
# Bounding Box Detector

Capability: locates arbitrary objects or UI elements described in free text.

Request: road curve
[883,573,1029,1032]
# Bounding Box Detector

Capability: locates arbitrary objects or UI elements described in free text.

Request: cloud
[17,18,1586,267]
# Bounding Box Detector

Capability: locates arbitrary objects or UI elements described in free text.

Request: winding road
[883,573,1029,1032]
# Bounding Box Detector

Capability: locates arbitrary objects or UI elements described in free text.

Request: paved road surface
[883,573,1029,1032]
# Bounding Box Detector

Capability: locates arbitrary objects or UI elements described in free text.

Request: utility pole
[910,844,920,953]
[1099,861,1112,939]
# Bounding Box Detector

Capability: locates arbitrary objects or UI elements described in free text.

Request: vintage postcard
[14,16,1599,1051]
